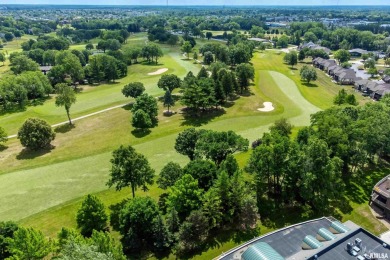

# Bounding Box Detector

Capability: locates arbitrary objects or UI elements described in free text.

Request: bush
[17,118,55,150]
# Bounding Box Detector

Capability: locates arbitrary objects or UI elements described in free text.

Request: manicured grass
[1,45,385,260]
[1,48,320,224]
[0,40,201,135]
[257,51,370,109]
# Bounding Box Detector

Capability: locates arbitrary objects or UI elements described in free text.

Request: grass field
[0,35,202,135]
[0,37,387,259]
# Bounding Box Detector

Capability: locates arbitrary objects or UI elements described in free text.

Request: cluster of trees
[57,27,102,43]
[84,53,127,84]
[288,22,387,51]
[0,220,125,259]
[248,96,390,215]
[198,41,254,66]
[123,64,253,132]
[21,36,70,51]
[333,89,358,106]
[181,64,253,113]
[105,128,256,255]
[0,71,52,110]
[283,51,298,68]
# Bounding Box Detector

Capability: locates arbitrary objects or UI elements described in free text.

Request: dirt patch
[147,68,168,76]
[257,102,275,112]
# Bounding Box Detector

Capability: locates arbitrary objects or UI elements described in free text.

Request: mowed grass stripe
[1,69,316,222]
[0,44,201,135]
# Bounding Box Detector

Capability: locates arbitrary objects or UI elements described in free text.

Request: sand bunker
[257,102,275,112]
[148,68,168,75]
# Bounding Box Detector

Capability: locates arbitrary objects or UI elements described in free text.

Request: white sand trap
[148,68,168,75]
[257,102,275,112]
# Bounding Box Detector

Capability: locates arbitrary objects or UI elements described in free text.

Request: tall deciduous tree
[205,32,213,40]
[55,83,77,125]
[334,49,351,64]
[235,63,254,93]
[122,82,145,99]
[158,74,182,92]
[10,55,39,74]
[300,65,317,83]
[183,159,217,190]
[132,109,152,131]
[107,145,155,198]
[181,41,192,59]
[131,93,158,125]
[157,162,183,190]
[18,118,55,150]
[117,196,171,252]
[283,51,298,68]
[175,128,205,160]
[195,130,249,165]
[166,174,203,220]
[76,194,108,237]
[0,221,19,259]
[7,227,53,259]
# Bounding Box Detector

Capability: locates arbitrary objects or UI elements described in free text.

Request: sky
[3,0,390,5]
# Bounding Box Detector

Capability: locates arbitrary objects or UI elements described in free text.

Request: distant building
[39,66,52,75]
[299,42,331,54]
[349,48,369,57]
[313,57,357,85]
[371,175,390,218]
[216,217,390,260]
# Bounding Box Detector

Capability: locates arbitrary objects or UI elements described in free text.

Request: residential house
[300,42,331,54]
[39,66,52,75]
[382,75,390,83]
[348,48,369,57]
[336,69,356,85]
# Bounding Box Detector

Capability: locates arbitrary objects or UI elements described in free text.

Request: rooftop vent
[330,221,350,234]
[317,228,337,241]
[302,235,323,250]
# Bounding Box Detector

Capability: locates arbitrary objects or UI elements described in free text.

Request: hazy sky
[3,0,390,5]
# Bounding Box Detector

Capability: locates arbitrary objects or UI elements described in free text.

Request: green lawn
[0,40,201,135]
[1,48,321,223]
[0,44,386,259]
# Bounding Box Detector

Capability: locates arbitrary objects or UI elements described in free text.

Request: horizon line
[2,4,390,6]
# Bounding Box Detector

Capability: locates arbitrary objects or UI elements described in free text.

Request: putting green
[0,69,320,222]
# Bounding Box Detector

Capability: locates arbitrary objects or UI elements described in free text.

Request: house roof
[355,79,370,86]
[39,66,52,71]
[349,48,369,55]
[338,70,357,80]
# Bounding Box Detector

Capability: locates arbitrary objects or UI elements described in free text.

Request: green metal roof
[318,228,337,241]
[330,221,350,233]
[303,235,323,249]
[242,242,285,260]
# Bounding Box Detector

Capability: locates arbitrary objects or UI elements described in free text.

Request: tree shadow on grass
[302,82,318,88]
[54,123,75,134]
[180,108,226,127]
[176,226,260,260]
[131,129,151,138]
[0,144,8,152]
[121,103,134,111]
[16,145,55,160]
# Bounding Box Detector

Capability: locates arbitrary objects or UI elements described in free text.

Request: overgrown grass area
[0,41,387,259]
